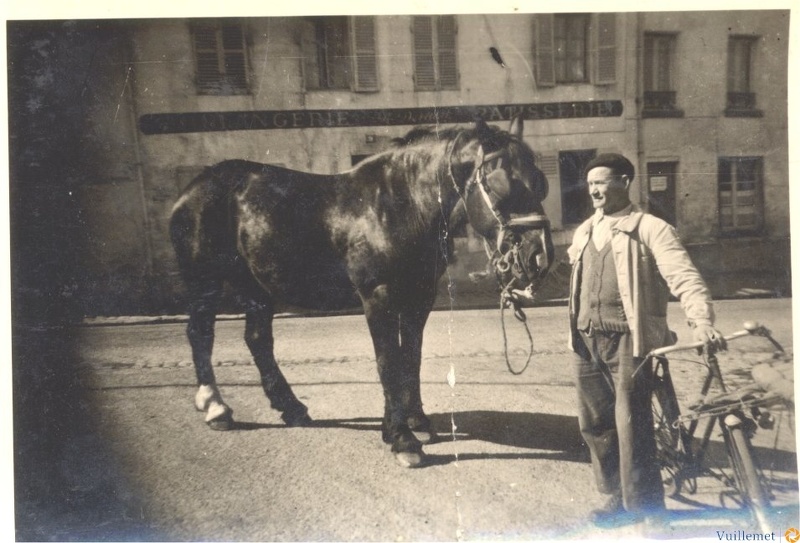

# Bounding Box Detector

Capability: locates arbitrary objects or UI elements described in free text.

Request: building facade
[26,11,790,315]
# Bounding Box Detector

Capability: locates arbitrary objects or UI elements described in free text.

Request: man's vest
[576,238,630,333]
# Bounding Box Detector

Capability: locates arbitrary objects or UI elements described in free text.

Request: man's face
[586,166,631,214]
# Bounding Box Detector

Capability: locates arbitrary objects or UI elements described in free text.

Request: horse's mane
[360,120,546,210]
[390,124,512,148]
[390,124,524,157]
[389,126,458,147]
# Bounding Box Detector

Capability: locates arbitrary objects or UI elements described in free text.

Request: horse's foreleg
[245,301,311,427]
[399,306,435,444]
[363,287,424,468]
[187,278,234,430]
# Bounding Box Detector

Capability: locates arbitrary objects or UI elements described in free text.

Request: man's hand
[693,323,727,351]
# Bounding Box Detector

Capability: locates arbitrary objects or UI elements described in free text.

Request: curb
[80,290,785,327]
[80,299,572,327]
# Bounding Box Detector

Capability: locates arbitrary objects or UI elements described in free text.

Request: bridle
[447,132,552,300]
[447,131,553,374]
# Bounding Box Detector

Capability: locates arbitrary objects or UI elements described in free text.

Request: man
[567,153,725,529]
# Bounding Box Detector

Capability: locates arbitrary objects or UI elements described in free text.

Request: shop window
[351,154,371,166]
[560,149,597,225]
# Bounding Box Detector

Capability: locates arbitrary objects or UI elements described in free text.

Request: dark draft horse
[170,115,554,467]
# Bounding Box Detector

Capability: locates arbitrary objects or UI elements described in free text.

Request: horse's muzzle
[494,214,553,305]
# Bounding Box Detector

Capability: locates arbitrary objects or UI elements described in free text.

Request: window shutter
[536,153,559,182]
[300,19,320,90]
[192,23,248,94]
[350,16,379,92]
[412,16,436,90]
[594,13,616,85]
[534,14,556,87]
[437,15,459,89]
[194,25,221,92]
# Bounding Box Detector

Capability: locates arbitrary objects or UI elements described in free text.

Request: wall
[63,12,791,315]
[639,11,790,243]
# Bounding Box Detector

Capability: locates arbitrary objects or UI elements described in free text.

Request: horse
[169,115,554,467]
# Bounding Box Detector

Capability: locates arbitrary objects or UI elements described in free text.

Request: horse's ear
[475,117,493,147]
[509,114,524,139]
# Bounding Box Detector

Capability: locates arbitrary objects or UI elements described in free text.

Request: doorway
[647,162,678,226]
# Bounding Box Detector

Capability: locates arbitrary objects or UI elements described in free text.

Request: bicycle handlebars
[646,321,782,358]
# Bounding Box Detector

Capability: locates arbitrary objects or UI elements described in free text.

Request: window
[554,14,589,83]
[313,17,350,89]
[412,15,458,90]
[533,13,616,88]
[718,157,764,234]
[192,23,249,95]
[643,33,682,117]
[303,16,378,92]
[726,36,762,117]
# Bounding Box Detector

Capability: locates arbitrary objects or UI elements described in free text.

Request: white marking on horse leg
[195,384,219,412]
[195,384,233,427]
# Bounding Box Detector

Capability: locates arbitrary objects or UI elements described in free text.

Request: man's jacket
[567,208,715,357]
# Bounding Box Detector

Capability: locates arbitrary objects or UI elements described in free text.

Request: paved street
[15,298,798,541]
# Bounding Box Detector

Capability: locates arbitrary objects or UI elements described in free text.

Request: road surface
[14,298,798,541]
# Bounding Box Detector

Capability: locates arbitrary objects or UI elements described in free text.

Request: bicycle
[647,321,794,532]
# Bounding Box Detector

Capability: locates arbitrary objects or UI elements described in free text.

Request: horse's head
[451,115,554,304]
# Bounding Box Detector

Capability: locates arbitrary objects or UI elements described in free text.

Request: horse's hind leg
[186,277,234,430]
[244,297,312,427]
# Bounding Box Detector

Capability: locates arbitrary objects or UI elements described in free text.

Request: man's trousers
[573,329,665,513]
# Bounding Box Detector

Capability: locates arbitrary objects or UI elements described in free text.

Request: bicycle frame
[647,322,789,532]
[670,348,729,472]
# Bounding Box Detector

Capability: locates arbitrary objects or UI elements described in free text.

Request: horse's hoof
[207,413,234,431]
[205,402,234,430]
[391,430,425,468]
[394,450,425,468]
[282,408,312,427]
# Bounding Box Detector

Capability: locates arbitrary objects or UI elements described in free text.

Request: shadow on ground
[222,410,589,466]
[429,410,586,455]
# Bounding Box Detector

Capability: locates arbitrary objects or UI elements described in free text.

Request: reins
[499,279,535,375]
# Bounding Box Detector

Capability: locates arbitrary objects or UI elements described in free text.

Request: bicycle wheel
[723,414,773,532]
[651,357,693,496]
